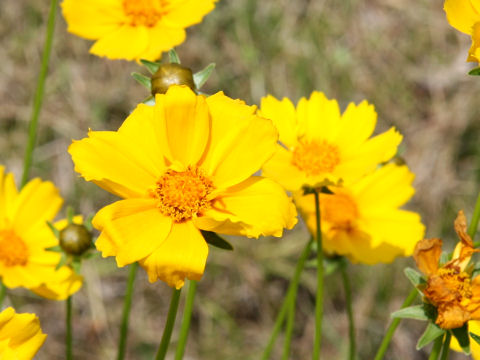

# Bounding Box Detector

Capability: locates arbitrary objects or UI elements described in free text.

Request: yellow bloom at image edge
[61,0,217,61]
[0,307,46,359]
[69,85,297,289]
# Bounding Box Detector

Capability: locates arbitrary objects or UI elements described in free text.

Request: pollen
[321,193,358,231]
[150,166,215,222]
[122,0,168,27]
[0,229,29,267]
[291,140,341,176]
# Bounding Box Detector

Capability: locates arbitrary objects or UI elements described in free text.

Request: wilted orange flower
[414,211,480,329]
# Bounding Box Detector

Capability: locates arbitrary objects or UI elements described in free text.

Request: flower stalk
[155,288,182,360]
[66,296,73,360]
[175,280,198,360]
[428,336,443,360]
[439,333,451,360]
[340,264,356,360]
[312,189,324,360]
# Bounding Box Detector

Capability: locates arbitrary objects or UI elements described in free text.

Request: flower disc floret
[0,230,28,267]
[150,166,215,222]
[291,140,340,176]
[122,0,164,27]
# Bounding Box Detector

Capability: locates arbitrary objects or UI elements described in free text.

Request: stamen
[0,229,29,267]
[291,140,341,176]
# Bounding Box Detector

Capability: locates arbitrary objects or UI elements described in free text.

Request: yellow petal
[444,0,480,35]
[195,176,297,238]
[161,0,217,28]
[30,266,83,301]
[93,199,172,266]
[139,221,208,289]
[0,166,18,227]
[451,320,480,357]
[62,0,125,40]
[90,25,150,61]
[468,22,480,62]
[156,86,210,167]
[138,25,186,61]
[259,95,298,148]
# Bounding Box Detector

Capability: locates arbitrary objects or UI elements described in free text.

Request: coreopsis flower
[413,211,480,329]
[0,166,82,300]
[61,0,217,61]
[259,92,402,191]
[69,85,297,289]
[444,0,480,63]
[294,163,425,264]
[0,307,46,359]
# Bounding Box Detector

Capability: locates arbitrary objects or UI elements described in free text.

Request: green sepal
[391,305,429,321]
[469,67,480,76]
[132,72,152,91]
[46,221,60,238]
[140,59,161,74]
[416,323,445,350]
[71,258,82,274]
[193,63,216,90]
[303,185,335,195]
[67,206,74,224]
[83,251,100,260]
[201,231,233,251]
[46,245,62,253]
[451,324,471,354]
[469,332,480,346]
[142,95,155,105]
[84,214,94,232]
[404,267,425,287]
[56,253,67,271]
[168,49,181,64]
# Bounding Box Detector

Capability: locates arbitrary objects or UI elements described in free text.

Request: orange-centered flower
[414,211,480,329]
[69,85,297,289]
[61,0,217,61]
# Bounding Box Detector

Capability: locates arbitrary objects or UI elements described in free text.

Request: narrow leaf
[470,332,480,346]
[67,206,74,224]
[193,63,216,89]
[46,245,62,253]
[391,305,429,321]
[46,221,59,238]
[201,231,233,251]
[169,49,181,64]
[404,267,425,287]
[140,59,161,74]
[131,72,152,90]
[416,323,445,350]
[56,253,67,270]
[85,214,94,232]
[469,67,480,76]
[452,324,471,354]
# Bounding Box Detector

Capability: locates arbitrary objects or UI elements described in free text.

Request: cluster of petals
[0,166,82,300]
[0,307,46,359]
[61,0,217,61]
[69,85,297,289]
[444,0,480,63]
[414,211,480,329]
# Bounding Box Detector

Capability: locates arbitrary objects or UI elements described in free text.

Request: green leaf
[469,67,480,76]
[470,332,480,346]
[404,267,425,287]
[131,72,152,90]
[416,323,445,350]
[193,63,215,89]
[451,324,470,354]
[391,305,429,321]
[140,59,161,74]
[169,49,180,64]
[46,221,59,238]
[201,231,233,251]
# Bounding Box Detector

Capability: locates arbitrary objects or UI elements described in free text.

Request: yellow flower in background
[294,163,424,264]
[0,166,82,300]
[69,85,297,289]
[444,0,480,63]
[62,0,217,61]
[0,307,46,359]
[259,92,402,191]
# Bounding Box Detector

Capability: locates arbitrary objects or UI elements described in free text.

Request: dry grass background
[1,0,480,359]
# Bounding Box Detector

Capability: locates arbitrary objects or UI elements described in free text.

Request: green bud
[151,63,195,95]
[59,224,92,256]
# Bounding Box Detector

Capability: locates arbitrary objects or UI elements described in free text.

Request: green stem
[373,288,418,360]
[0,283,6,309]
[281,290,296,360]
[428,336,443,360]
[155,288,182,360]
[469,191,480,243]
[312,190,324,360]
[261,239,313,360]
[66,296,73,360]
[340,265,355,360]
[117,262,138,360]
[174,280,198,360]
[20,0,59,187]
[439,333,451,360]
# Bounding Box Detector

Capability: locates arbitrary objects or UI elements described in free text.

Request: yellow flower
[259,92,402,191]
[444,0,480,63]
[0,166,82,300]
[69,85,297,289]
[452,320,480,357]
[61,0,217,61]
[0,307,46,359]
[414,211,480,329]
[294,163,424,264]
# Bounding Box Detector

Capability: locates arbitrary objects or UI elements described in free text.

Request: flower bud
[151,63,195,95]
[59,224,92,256]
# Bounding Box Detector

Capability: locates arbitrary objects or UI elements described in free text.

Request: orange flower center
[0,229,29,267]
[436,268,472,299]
[291,140,340,176]
[122,0,167,27]
[150,166,215,222]
[321,193,358,230]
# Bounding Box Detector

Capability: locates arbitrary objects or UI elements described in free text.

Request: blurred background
[1,0,480,358]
